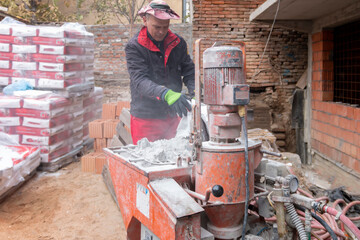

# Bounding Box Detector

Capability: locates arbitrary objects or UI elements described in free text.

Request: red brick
[311,90,322,101]
[312,61,321,71]
[353,159,360,173]
[312,42,322,52]
[103,119,120,138]
[322,91,333,101]
[312,71,322,81]
[345,106,355,120]
[102,103,117,119]
[89,119,105,139]
[95,153,107,174]
[81,152,99,173]
[354,108,360,121]
[339,117,352,131]
[116,101,130,117]
[340,152,350,168]
[312,32,322,43]
[94,138,107,152]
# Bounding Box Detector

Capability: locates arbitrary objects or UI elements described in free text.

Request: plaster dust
[128,115,193,165]
[0,161,126,240]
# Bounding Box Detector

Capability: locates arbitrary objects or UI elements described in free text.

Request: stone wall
[85,24,193,103]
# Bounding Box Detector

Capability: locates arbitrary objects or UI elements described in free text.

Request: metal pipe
[260,148,282,157]
[204,188,212,203]
[240,109,249,238]
[182,0,186,23]
[183,188,206,201]
[273,182,287,239]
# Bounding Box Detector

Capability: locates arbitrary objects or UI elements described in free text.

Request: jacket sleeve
[180,39,195,97]
[125,42,168,100]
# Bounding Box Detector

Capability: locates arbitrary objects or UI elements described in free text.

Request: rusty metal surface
[196,144,256,204]
[203,46,243,68]
[105,149,202,240]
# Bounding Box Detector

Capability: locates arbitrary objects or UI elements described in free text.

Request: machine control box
[223,84,250,105]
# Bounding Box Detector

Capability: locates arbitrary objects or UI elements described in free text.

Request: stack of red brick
[81,101,130,173]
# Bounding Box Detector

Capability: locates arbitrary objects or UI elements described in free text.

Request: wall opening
[333,20,360,106]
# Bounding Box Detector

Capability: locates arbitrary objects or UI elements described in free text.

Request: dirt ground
[0,161,127,240]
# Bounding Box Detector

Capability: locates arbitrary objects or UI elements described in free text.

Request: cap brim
[153,10,180,20]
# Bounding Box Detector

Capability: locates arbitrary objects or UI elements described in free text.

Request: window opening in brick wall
[334,20,360,106]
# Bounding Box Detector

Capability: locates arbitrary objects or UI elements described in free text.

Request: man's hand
[163,90,192,117]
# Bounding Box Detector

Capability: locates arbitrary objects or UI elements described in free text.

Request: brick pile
[81,101,130,174]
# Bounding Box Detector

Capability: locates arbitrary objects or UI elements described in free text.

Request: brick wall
[85,24,193,103]
[193,0,308,152]
[311,31,360,173]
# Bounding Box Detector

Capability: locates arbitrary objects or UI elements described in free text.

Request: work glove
[162,89,192,117]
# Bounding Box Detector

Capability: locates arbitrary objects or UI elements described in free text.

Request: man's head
[138,0,180,41]
[143,14,169,41]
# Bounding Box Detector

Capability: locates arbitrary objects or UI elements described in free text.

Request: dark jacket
[125,27,195,119]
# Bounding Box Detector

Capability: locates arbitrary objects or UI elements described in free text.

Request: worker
[125,0,195,144]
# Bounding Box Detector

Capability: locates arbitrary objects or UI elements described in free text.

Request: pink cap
[138,0,180,20]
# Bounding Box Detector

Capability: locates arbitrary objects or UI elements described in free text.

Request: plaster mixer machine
[104,40,360,240]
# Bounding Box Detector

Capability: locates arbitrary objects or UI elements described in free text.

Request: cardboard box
[94,138,106,152]
[95,153,107,174]
[81,152,98,172]
[88,119,105,138]
[103,119,120,138]
[101,103,117,119]
[116,101,130,117]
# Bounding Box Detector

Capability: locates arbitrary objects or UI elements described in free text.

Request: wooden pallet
[0,169,37,203]
[38,146,83,172]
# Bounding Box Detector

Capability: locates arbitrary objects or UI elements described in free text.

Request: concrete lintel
[250,0,278,22]
[252,19,313,33]
[312,1,360,33]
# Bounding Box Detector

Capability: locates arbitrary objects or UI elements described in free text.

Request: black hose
[294,204,337,240]
[241,116,249,238]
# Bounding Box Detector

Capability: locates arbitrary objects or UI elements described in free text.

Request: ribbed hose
[285,203,307,240]
[295,204,337,240]
[241,116,249,238]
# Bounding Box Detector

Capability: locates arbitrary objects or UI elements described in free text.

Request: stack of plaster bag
[0,17,94,92]
[0,18,103,166]
[0,132,40,197]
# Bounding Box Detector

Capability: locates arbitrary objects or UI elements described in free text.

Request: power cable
[252,0,281,80]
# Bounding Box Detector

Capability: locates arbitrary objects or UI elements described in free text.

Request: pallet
[38,146,83,172]
[0,169,37,203]
[82,138,94,155]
